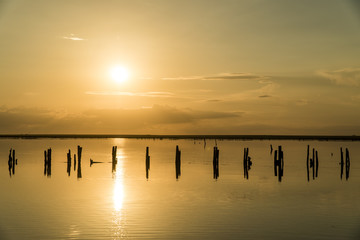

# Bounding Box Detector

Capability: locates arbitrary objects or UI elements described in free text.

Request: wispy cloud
[62,33,86,41]
[317,68,360,86]
[0,105,242,134]
[162,73,268,81]
[85,91,174,98]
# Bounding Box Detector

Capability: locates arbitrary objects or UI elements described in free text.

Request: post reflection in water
[111,147,127,239]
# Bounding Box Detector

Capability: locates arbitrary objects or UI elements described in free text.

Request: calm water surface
[0,138,359,240]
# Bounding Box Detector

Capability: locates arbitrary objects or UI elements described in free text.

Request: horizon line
[0,134,359,141]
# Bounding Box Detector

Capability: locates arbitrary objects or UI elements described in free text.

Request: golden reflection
[111,145,127,239]
[113,148,125,212]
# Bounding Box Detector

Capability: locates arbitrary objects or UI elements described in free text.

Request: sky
[0,0,360,135]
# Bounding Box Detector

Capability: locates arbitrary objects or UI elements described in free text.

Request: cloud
[258,95,271,98]
[0,105,242,134]
[62,34,86,41]
[317,68,360,86]
[162,73,267,81]
[85,91,174,98]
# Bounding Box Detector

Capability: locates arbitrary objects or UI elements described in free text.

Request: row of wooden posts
[7,145,351,181]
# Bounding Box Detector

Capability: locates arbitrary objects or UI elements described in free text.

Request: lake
[0,138,359,240]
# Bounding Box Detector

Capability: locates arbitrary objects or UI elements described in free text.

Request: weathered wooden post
[243,147,251,179]
[67,150,71,176]
[306,145,310,181]
[44,150,47,176]
[8,149,13,177]
[315,150,319,178]
[345,148,350,180]
[74,154,76,171]
[47,148,52,177]
[213,146,219,179]
[175,145,181,179]
[340,147,344,180]
[274,150,278,176]
[146,146,150,179]
[77,146,82,179]
[112,146,117,173]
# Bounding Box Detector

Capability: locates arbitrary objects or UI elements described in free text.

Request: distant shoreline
[0,134,359,141]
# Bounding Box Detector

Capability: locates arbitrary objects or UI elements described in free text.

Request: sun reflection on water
[113,149,125,212]
[111,145,128,239]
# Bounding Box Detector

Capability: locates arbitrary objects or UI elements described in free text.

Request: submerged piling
[175,145,181,179]
[43,148,52,177]
[213,146,219,179]
[345,148,350,180]
[77,145,82,179]
[306,146,319,181]
[112,146,117,173]
[243,147,251,179]
[340,147,344,180]
[274,146,284,182]
[146,146,150,179]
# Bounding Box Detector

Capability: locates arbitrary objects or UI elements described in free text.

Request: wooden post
[315,150,319,178]
[340,147,344,180]
[345,148,350,180]
[77,146,82,179]
[67,150,71,177]
[146,146,150,179]
[306,145,309,181]
[74,154,76,171]
[175,145,181,179]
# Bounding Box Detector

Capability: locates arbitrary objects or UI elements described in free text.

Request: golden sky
[0,0,360,134]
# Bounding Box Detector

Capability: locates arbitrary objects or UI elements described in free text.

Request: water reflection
[175,145,181,179]
[340,147,350,180]
[274,146,284,182]
[112,147,127,239]
[113,148,125,212]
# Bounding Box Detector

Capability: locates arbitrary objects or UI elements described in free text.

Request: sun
[110,65,130,83]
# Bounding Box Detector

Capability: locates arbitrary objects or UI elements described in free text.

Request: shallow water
[0,138,359,240]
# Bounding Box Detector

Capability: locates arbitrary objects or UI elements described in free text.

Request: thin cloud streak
[162,73,268,81]
[85,91,174,98]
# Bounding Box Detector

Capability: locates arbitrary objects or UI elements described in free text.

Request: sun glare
[110,66,130,83]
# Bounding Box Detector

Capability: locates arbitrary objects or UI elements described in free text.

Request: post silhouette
[340,147,344,180]
[274,146,284,182]
[112,146,117,173]
[306,146,319,181]
[175,145,181,179]
[44,148,52,177]
[243,147,252,179]
[306,145,310,181]
[77,145,82,179]
[146,146,150,179]
[8,148,16,177]
[345,148,350,180]
[213,146,219,179]
[67,150,71,176]
[74,154,76,171]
